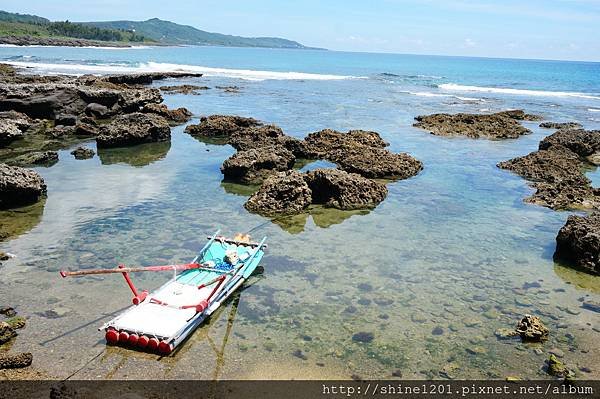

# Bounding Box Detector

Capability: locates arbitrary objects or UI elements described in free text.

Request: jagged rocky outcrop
[229,125,303,154]
[0,163,47,209]
[498,129,600,210]
[221,145,295,184]
[539,128,600,165]
[141,103,192,124]
[515,315,549,342]
[414,110,542,139]
[244,169,388,216]
[300,128,388,158]
[554,213,600,275]
[244,170,312,216]
[305,168,388,210]
[540,121,582,130]
[96,113,171,148]
[71,147,95,160]
[184,115,261,138]
[300,128,422,179]
[0,119,26,147]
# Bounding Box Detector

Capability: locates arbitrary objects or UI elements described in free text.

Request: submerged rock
[554,213,600,275]
[582,300,600,313]
[141,103,192,124]
[9,151,58,167]
[159,84,210,94]
[540,121,583,130]
[0,164,47,209]
[352,331,374,343]
[244,171,312,216]
[414,110,540,139]
[96,113,171,148]
[304,168,388,210]
[546,354,574,379]
[221,145,295,184]
[0,352,33,369]
[70,147,95,160]
[515,315,549,342]
[0,321,17,344]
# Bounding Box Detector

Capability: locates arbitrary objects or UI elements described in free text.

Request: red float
[118,331,129,343]
[137,335,149,349]
[158,341,173,355]
[105,329,119,345]
[128,333,139,346]
[147,337,159,352]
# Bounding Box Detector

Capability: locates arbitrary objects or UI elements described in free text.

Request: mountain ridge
[81,17,314,49]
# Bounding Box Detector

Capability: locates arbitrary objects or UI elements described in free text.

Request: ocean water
[1,46,600,380]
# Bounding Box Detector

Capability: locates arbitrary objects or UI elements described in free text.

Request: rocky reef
[0,64,193,160]
[244,169,388,216]
[0,306,32,371]
[184,114,421,219]
[414,110,542,139]
[554,213,599,276]
[96,113,171,148]
[71,147,95,160]
[0,164,47,209]
[540,121,582,130]
[221,145,296,184]
[498,129,600,210]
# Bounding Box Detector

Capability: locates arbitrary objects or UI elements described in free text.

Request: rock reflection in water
[0,198,45,241]
[97,141,171,167]
[553,263,600,294]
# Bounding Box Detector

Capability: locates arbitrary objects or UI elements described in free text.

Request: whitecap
[6,60,362,81]
[439,83,600,100]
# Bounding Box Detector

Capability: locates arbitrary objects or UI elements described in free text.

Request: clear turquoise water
[0,46,599,380]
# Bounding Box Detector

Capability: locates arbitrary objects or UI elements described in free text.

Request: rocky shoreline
[0,35,144,48]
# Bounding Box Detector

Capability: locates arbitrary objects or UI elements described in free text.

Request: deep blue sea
[1,45,599,379]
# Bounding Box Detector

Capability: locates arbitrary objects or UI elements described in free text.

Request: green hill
[0,10,312,49]
[82,18,309,48]
[0,11,149,43]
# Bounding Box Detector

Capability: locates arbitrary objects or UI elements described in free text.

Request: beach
[1,45,600,381]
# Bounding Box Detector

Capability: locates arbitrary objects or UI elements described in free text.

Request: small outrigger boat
[60,231,266,355]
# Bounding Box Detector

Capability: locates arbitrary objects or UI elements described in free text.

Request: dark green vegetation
[83,18,309,48]
[0,10,312,48]
[0,11,148,43]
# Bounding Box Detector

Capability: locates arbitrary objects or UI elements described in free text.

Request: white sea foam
[6,60,360,81]
[589,108,600,112]
[403,91,482,101]
[439,83,600,100]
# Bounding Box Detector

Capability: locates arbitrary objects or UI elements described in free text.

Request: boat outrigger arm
[60,231,267,355]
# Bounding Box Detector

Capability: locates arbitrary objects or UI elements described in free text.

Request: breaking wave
[439,83,600,100]
[6,60,362,81]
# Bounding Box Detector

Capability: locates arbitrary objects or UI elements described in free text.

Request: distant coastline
[0,10,318,50]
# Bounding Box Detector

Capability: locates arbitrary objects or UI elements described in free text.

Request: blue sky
[2,0,600,61]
